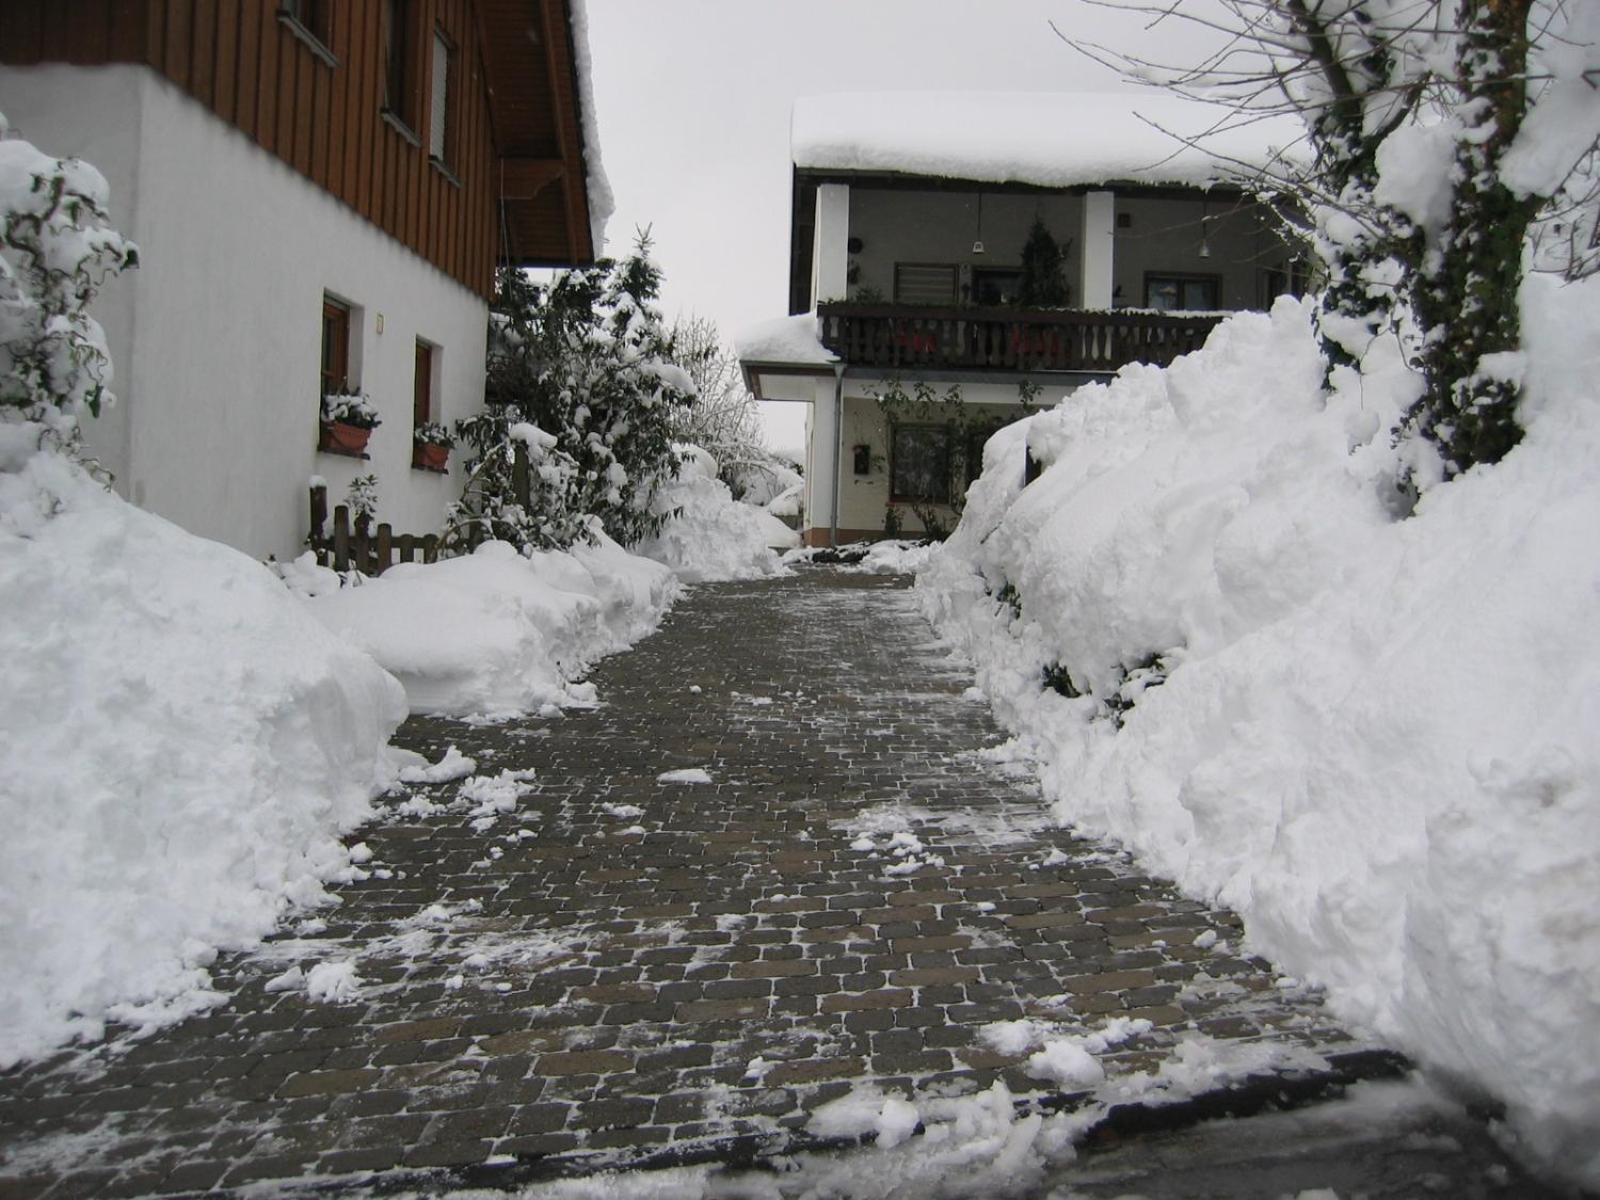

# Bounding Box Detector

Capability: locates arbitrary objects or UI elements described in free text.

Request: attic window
[279,0,337,66]
[429,28,454,165]
[383,0,418,134]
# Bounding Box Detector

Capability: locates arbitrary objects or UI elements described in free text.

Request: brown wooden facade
[0,0,598,297]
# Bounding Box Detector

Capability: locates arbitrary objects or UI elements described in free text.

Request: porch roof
[791,92,1307,192]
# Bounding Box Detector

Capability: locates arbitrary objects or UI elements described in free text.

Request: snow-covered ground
[918,277,1600,1189]
[0,452,406,1067]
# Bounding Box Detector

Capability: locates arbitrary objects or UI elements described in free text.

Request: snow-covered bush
[634,444,798,582]
[921,281,1600,1189]
[450,241,693,551]
[320,392,380,428]
[0,111,137,465]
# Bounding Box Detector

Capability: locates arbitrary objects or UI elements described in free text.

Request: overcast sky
[582,1,1214,454]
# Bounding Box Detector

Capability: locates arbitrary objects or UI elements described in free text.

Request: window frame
[428,25,456,169]
[278,0,338,65]
[320,296,352,399]
[971,266,1024,307]
[1143,272,1221,312]
[382,0,418,137]
[889,423,953,505]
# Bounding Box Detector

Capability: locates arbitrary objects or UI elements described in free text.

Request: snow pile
[0,452,405,1067]
[920,278,1600,1186]
[304,534,677,716]
[793,92,1305,189]
[634,444,798,581]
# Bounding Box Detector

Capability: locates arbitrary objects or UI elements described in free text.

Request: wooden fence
[306,443,532,576]
[308,482,447,576]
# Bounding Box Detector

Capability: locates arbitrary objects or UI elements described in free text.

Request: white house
[0,0,609,561]
[738,91,1306,546]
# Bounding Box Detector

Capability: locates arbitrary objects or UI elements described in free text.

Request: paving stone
[0,569,1375,1192]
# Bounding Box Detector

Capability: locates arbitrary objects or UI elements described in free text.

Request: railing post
[332,505,351,573]
[375,523,393,577]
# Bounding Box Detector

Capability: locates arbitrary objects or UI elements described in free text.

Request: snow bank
[793,92,1305,189]
[304,534,677,716]
[0,453,405,1066]
[634,444,797,582]
[920,279,1600,1187]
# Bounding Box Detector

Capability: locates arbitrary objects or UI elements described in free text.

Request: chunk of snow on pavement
[0,450,404,1068]
[1025,1039,1105,1090]
[459,769,536,817]
[263,966,304,994]
[657,768,712,784]
[978,1020,1052,1057]
[399,745,476,784]
[304,960,362,1003]
[601,803,645,819]
[875,1095,921,1149]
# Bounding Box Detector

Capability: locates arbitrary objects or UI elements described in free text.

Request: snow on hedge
[0,453,406,1067]
[634,444,798,582]
[919,277,1600,1188]
[301,532,678,717]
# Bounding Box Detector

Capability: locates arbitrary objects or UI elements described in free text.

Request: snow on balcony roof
[734,313,838,367]
[792,91,1306,190]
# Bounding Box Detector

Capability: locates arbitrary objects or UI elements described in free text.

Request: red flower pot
[319,420,372,456]
[413,442,450,471]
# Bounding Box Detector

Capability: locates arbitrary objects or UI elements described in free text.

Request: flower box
[319,420,372,456]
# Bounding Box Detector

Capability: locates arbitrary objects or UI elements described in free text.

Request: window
[890,425,951,504]
[279,0,333,53]
[1144,274,1219,311]
[413,339,434,429]
[383,0,415,129]
[894,263,957,307]
[321,297,351,397]
[972,267,1023,307]
[429,28,453,164]
[1260,260,1309,307]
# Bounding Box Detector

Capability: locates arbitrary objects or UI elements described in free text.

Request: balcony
[817,302,1224,374]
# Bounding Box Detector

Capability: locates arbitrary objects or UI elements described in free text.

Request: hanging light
[1199,194,1212,259]
[972,192,986,255]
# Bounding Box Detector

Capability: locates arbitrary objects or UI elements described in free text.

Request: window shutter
[430,31,449,160]
[894,264,957,306]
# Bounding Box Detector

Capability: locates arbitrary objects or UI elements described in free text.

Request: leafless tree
[1057,0,1598,474]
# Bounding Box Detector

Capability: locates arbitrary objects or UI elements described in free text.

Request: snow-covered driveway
[2,569,1432,1195]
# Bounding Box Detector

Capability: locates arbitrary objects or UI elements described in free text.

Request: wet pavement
[0,569,1555,1197]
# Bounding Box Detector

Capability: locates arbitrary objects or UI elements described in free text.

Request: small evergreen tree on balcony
[1017,218,1069,308]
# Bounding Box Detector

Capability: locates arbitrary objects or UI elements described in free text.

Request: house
[738,92,1306,547]
[0,0,608,561]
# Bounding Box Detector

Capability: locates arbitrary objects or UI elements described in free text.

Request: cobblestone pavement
[2,568,1408,1197]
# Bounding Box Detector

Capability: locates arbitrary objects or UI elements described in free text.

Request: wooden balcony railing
[817,302,1224,374]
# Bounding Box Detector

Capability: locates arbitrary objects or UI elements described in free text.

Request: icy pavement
[0,570,1554,1197]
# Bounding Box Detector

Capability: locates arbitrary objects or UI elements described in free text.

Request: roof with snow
[791,92,1305,190]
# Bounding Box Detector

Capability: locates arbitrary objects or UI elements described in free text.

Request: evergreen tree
[1016,218,1070,308]
[449,235,694,551]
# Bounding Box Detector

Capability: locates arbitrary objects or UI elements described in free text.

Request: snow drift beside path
[0,453,406,1067]
[635,444,797,582]
[305,533,678,716]
[919,280,1600,1188]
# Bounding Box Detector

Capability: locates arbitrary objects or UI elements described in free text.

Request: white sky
[583,0,1215,457]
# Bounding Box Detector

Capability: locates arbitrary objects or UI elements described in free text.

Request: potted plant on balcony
[412,421,454,471]
[319,393,381,456]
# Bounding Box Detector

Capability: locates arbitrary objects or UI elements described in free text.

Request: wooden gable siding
[2,0,500,297]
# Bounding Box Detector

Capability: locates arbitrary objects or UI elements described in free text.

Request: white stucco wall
[1,64,488,562]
